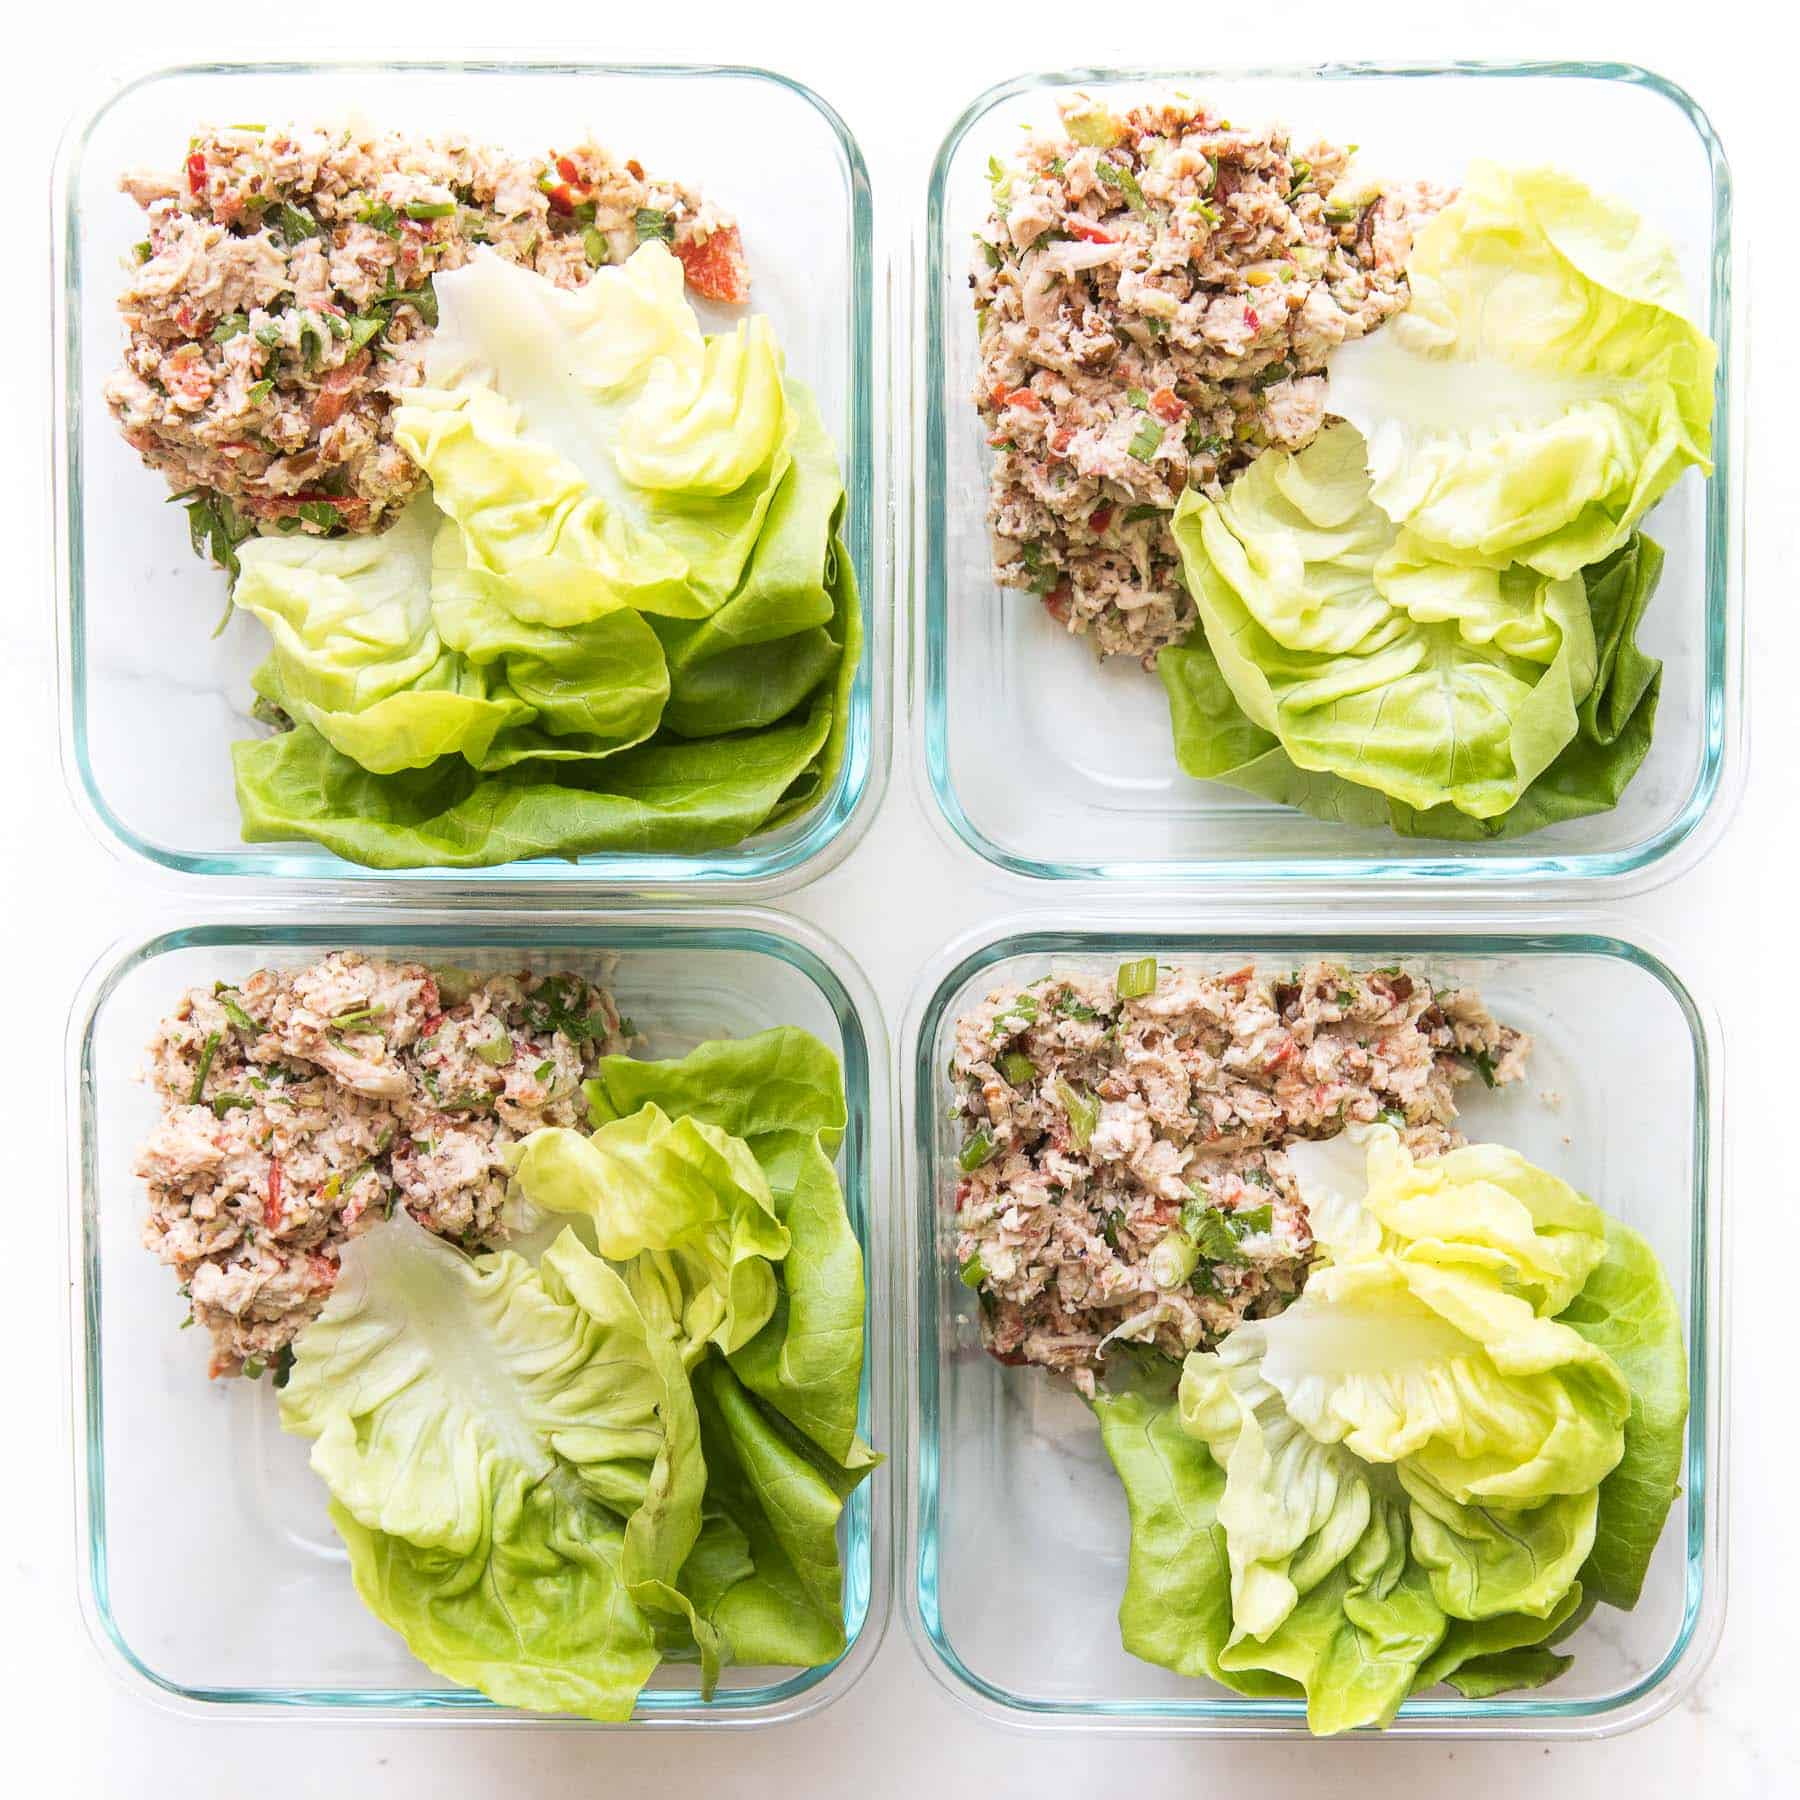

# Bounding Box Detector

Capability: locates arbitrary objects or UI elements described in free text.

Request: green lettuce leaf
[394,243,789,623]
[1170,423,1596,821]
[505,1109,790,1359]
[583,1026,869,1467]
[1557,1218,1689,1609]
[1327,163,1715,577]
[231,678,837,868]
[278,1213,700,1719]
[1095,1131,1674,1734]
[688,1358,868,1668]
[1158,531,1665,839]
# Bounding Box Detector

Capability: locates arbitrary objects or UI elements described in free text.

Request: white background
[5,1,1795,1793]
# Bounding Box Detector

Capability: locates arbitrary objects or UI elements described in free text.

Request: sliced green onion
[1126,386,1150,409]
[581,225,609,267]
[254,322,284,350]
[348,313,386,352]
[1121,504,1165,525]
[533,1059,556,1083]
[188,1032,222,1105]
[1233,1202,1275,1236]
[1148,1229,1199,1290]
[1126,417,1164,463]
[247,378,275,404]
[213,985,258,1033]
[1116,957,1158,999]
[1055,1079,1100,1150]
[211,312,249,343]
[329,1005,385,1030]
[990,992,1040,1036]
[297,500,338,531]
[356,197,402,238]
[1254,361,1294,389]
[959,1254,988,1289]
[1472,1050,1499,1089]
[998,1052,1037,1088]
[1379,1107,1406,1128]
[404,199,455,220]
[634,207,674,244]
[1324,203,1361,225]
[210,1092,256,1119]
[957,1129,996,1173]
[133,240,153,264]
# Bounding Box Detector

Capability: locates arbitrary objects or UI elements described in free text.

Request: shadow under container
[56,61,887,892]
[69,906,892,1723]
[902,917,1723,1736]
[918,64,1740,891]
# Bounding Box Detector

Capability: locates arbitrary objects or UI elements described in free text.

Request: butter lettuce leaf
[394,244,789,624]
[232,675,838,867]
[278,1214,701,1719]
[583,1027,869,1467]
[1159,531,1665,839]
[1095,1131,1679,1733]
[1170,423,1596,821]
[1328,163,1714,577]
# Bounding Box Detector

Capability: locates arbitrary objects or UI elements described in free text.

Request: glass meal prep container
[66,906,893,1724]
[901,915,1724,1737]
[916,64,1743,891]
[54,62,888,892]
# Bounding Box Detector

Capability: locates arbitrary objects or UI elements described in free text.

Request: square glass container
[68,907,892,1723]
[901,916,1724,1736]
[918,65,1742,890]
[54,62,887,891]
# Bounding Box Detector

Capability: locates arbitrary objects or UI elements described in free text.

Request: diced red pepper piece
[264,1161,284,1231]
[1050,427,1075,456]
[1150,386,1187,423]
[186,151,207,196]
[1222,965,1256,985]
[1065,218,1115,244]
[546,182,576,213]
[1088,504,1114,533]
[555,154,581,184]
[1003,386,1042,411]
[1043,582,1073,624]
[673,224,750,304]
[1244,308,1260,331]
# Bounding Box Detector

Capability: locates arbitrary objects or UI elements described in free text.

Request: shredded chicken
[135,952,634,1377]
[106,125,746,538]
[971,93,1449,662]
[949,958,1528,1391]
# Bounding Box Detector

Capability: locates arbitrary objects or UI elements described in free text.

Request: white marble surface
[5,1,1796,1792]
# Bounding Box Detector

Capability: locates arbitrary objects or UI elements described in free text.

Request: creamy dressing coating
[948,959,1528,1391]
[106,124,741,537]
[134,952,632,1377]
[971,94,1448,662]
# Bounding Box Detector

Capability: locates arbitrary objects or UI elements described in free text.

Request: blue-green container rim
[74,915,880,1718]
[922,61,1737,888]
[909,924,1715,1729]
[56,59,879,888]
